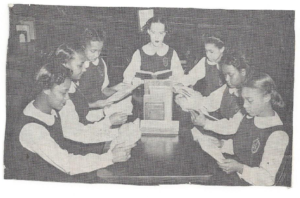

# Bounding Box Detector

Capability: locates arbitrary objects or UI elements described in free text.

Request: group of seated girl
[5,30,138,182]
[124,16,289,186]
[4,16,290,186]
[176,53,289,186]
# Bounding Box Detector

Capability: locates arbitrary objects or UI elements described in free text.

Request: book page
[106,84,139,103]
[191,127,225,163]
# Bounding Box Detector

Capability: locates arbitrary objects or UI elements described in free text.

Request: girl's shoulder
[253,111,284,130]
[20,122,49,139]
[194,57,206,66]
[200,57,206,62]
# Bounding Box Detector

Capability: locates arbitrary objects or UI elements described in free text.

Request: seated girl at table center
[78,28,129,108]
[56,43,130,127]
[4,61,133,182]
[53,44,141,151]
[177,52,252,123]
[123,16,184,85]
[179,34,226,96]
[196,72,289,186]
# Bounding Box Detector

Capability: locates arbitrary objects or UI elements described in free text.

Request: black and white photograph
[1,1,297,192]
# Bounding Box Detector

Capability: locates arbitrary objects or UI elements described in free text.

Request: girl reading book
[176,52,252,121]
[78,28,128,107]
[55,43,130,126]
[123,16,184,85]
[180,34,226,96]
[4,60,133,182]
[194,72,289,186]
[77,28,134,119]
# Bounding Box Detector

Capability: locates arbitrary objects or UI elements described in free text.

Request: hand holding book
[112,82,132,92]
[191,127,225,163]
[110,118,141,149]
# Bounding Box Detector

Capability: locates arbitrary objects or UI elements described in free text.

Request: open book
[174,85,219,121]
[135,70,172,80]
[191,127,225,163]
[109,118,141,148]
[106,83,140,103]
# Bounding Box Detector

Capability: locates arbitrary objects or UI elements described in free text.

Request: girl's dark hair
[81,28,105,47]
[203,34,225,49]
[220,52,252,78]
[54,43,84,66]
[142,16,169,33]
[35,43,82,91]
[243,72,285,108]
[35,62,72,91]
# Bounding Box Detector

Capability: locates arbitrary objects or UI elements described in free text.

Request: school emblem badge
[251,138,260,154]
[163,57,169,67]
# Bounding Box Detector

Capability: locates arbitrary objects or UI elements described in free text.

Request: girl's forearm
[102,87,117,97]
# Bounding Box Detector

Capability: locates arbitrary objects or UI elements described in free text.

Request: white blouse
[19,101,115,175]
[205,111,289,186]
[180,57,220,86]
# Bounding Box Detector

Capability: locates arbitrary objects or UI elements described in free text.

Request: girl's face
[205,43,224,63]
[242,87,270,117]
[147,22,166,47]
[46,78,71,111]
[84,41,103,62]
[66,53,86,80]
[222,64,246,88]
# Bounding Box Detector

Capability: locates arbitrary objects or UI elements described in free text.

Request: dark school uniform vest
[79,59,108,103]
[197,87,243,141]
[4,112,105,182]
[132,47,174,119]
[194,58,225,96]
[69,84,93,125]
[140,47,173,72]
[217,116,288,186]
[233,116,286,168]
[211,86,242,120]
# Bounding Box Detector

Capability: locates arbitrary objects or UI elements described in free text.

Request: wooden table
[97,126,220,185]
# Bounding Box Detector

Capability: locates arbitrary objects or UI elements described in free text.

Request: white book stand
[140,79,179,135]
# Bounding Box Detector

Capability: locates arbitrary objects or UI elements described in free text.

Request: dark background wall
[7,5,294,130]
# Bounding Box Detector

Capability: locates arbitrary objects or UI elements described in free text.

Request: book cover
[144,102,165,120]
[135,70,172,80]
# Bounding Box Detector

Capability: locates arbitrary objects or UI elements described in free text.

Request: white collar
[206,58,220,70]
[23,101,57,126]
[142,43,169,56]
[246,111,283,129]
[92,58,100,66]
[228,87,239,97]
[83,58,100,69]
[83,61,90,69]
[69,81,78,94]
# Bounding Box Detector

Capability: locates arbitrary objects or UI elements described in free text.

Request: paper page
[106,84,139,103]
[110,118,141,149]
[191,127,203,141]
[136,70,153,75]
[154,69,172,75]
[191,127,225,163]
[104,96,133,116]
